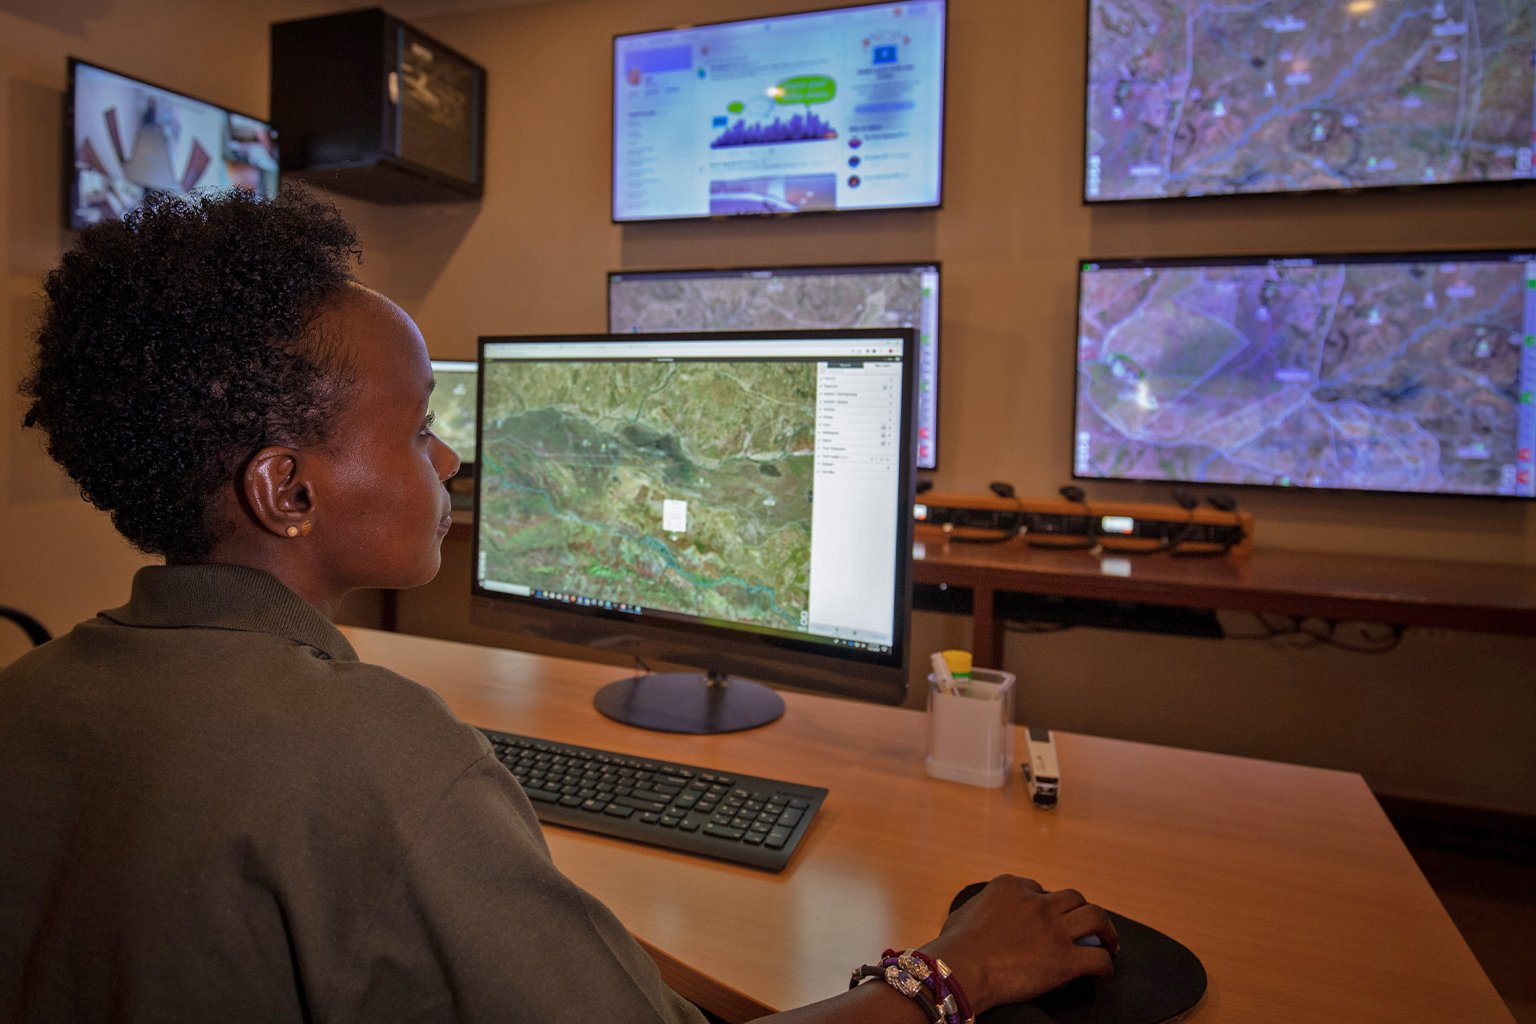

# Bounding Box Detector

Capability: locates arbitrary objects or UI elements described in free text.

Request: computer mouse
[949,882,1207,1023]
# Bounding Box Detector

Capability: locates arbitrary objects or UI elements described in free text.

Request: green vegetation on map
[479,360,817,630]
[427,371,478,459]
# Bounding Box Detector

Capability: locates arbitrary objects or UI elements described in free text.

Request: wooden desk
[914,534,1536,669]
[344,626,1513,1023]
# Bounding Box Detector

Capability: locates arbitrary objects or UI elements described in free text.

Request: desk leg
[971,586,1002,669]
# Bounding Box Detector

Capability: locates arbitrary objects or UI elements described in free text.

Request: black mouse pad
[949,883,1207,1024]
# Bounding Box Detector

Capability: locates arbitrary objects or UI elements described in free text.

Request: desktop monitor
[471,328,917,733]
[428,359,478,475]
[612,0,947,221]
[1073,250,1536,499]
[608,262,941,469]
[66,58,280,230]
[1084,0,1536,202]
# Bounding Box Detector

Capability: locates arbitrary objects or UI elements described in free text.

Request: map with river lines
[478,359,818,630]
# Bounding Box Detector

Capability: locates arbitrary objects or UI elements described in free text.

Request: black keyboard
[479,728,827,871]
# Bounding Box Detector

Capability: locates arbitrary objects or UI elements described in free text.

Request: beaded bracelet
[899,948,975,1024]
[851,950,975,1024]
[850,961,944,1024]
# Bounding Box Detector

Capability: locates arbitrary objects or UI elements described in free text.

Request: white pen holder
[925,668,1016,787]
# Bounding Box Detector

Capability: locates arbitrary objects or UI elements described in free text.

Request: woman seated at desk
[0,188,1116,1023]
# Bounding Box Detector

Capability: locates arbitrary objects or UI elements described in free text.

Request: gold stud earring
[285,525,300,538]
[299,520,313,537]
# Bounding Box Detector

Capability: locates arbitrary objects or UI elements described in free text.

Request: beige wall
[0,0,336,634]
[3,1,1533,812]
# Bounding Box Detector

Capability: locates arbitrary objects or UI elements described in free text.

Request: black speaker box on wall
[271,7,485,203]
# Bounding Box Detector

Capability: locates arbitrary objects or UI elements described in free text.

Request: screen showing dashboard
[1074,251,1536,498]
[612,1,947,221]
[608,263,940,469]
[1085,0,1536,201]
[67,58,279,230]
[472,330,915,706]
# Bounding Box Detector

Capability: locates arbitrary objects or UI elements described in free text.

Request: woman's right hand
[920,874,1118,1013]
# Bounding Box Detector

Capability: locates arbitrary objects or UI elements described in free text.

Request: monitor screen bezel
[64,56,280,231]
[470,327,918,706]
[1080,2,1536,206]
[610,0,949,224]
[605,260,942,471]
[1071,248,1536,501]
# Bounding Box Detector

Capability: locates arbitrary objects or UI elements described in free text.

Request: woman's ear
[243,446,315,539]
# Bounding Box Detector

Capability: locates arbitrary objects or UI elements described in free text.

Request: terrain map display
[1087,0,1535,198]
[1076,259,1528,494]
[609,272,926,334]
[478,359,818,631]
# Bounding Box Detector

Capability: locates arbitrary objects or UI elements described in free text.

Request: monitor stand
[593,670,785,734]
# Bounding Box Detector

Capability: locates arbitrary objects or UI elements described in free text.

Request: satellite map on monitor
[1074,255,1536,497]
[1086,0,1536,200]
[427,363,478,461]
[608,265,940,469]
[478,359,818,630]
[609,270,927,338]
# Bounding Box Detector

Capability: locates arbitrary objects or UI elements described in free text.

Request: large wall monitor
[613,1,947,221]
[471,329,917,733]
[608,263,941,469]
[1074,251,1536,498]
[1085,1,1536,201]
[67,59,279,229]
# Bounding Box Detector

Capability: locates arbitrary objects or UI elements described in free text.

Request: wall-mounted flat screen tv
[613,0,946,222]
[1074,251,1536,498]
[67,58,280,229]
[608,262,942,469]
[1084,1,1536,201]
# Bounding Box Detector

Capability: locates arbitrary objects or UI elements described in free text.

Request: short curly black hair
[20,187,361,562]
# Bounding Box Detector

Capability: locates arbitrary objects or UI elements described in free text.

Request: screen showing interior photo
[612,0,946,221]
[1084,0,1536,201]
[1074,251,1536,498]
[68,59,279,230]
